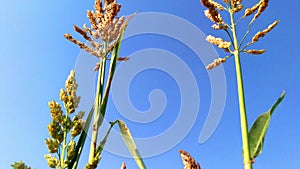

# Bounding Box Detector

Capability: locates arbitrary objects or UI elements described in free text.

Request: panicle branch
[252,20,279,43]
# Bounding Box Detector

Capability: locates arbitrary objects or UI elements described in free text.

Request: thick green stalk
[229,9,253,169]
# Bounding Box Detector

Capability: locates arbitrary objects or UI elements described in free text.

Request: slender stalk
[239,18,255,48]
[60,131,67,168]
[88,54,107,163]
[60,114,69,168]
[224,28,234,45]
[229,8,253,169]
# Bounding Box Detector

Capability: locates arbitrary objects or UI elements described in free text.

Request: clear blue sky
[0,0,299,169]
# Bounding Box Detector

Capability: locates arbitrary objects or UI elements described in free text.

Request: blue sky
[0,0,299,169]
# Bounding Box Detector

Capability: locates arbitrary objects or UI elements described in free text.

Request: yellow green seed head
[71,119,85,137]
[45,138,60,153]
[48,101,63,122]
[67,140,76,161]
[11,161,31,169]
[45,154,60,168]
[47,121,62,139]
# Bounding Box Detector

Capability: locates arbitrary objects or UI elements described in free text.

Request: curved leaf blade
[95,121,118,156]
[117,120,146,169]
[248,91,285,159]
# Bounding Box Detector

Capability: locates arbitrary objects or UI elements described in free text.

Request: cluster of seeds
[206,35,231,49]
[206,58,227,70]
[246,49,266,55]
[45,70,86,168]
[120,162,126,169]
[199,0,279,70]
[64,0,130,62]
[252,20,279,43]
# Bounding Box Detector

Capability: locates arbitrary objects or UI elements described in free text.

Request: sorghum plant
[199,0,285,169]
[44,70,86,168]
[13,0,145,169]
[63,0,145,168]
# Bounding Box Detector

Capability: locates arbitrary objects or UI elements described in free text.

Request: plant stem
[60,114,70,168]
[229,9,253,169]
[60,131,67,168]
[88,56,107,163]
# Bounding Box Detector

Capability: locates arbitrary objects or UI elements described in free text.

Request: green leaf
[95,120,118,156]
[117,120,146,169]
[248,91,285,159]
[68,105,94,169]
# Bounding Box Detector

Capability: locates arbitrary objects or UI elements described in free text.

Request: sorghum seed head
[94,0,104,14]
[63,70,80,113]
[67,140,76,160]
[84,154,100,169]
[61,116,72,130]
[204,9,223,23]
[87,10,98,30]
[179,150,201,169]
[210,1,223,10]
[252,20,279,43]
[74,25,92,41]
[233,4,243,13]
[11,161,31,169]
[45,138,60,153]
[48,101,63,122]
[121,162,126,169]
[231,0,242,8]
[200,0,223,10]
[45,154,59,168]
[48,121,62,139]
[65,0,133,62]
[206,35,231,49]
[71,119,85,137]
[59,89,67,103]
[206,58,227,70]
[254,0,269,19]
[246,49,266,54]
[244,0,263,17]
[211,23,228,30]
